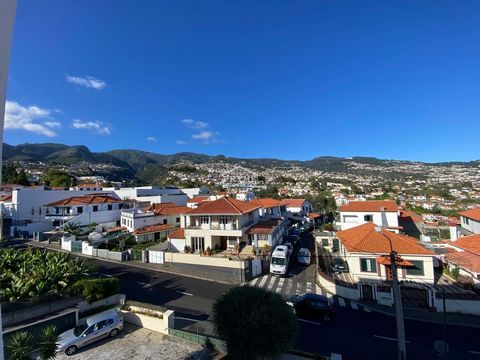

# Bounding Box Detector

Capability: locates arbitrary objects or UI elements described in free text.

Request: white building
[458,208,480,234]
[111,186,188,206]
[120,203,188,232]
[336,222,436,284]
[180,187,210,199]
[281,198,313,215]
[338,200,400,232]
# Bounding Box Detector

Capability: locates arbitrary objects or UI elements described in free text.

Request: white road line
[295,282,302,294]
[250,277,261,287]
[285,279,293,295]
[298,318,322,326]
[276,278,285,293]
[306,282,312,292]
[351,302,358,310]
[374,335,411,343]
[364,307,372,313]
[136,281,148,286]
[101,273,113,278]
[338,297,346,307]
[258,275,269,288]
[469,350,480,355]
[267,277,277,291]
[175,290,193,296]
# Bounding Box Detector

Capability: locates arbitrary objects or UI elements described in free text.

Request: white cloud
[146,136,157,142]
[72,119,111,135]
[4,100,58,137]
[192,131,214,140]
[66,74,107,90]
[44,121,61,128]
[175,140,187,145]
[181,118,208,129]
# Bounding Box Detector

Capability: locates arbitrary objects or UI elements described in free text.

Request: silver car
[57,309,124,356]
[297,248,311,265]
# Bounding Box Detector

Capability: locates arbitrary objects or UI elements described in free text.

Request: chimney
[449,223,458,241]
[380,206,388,228]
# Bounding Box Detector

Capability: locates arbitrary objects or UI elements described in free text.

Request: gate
[149,250,164,264]
[250,258,262,278]
[401,286,429,308]
[131,249,142,261]
[71,241,82,253]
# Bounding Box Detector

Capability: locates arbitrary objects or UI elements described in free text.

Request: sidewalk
[25,240,236,285]
[362,302,480,328]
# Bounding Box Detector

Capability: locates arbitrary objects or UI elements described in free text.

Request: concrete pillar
[449,225,458,241]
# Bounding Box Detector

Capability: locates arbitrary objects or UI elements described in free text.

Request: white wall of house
[460,216,480,234]
[344,251,435,284]
[113,187,188,206]
[169,238,186,252]
[339,211,399,231]
[121,209,185,232]
[286,201,313,214]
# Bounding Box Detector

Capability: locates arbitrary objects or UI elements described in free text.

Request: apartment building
[338,200,400,232]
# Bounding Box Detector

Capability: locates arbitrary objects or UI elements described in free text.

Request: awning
[376,255,413,267]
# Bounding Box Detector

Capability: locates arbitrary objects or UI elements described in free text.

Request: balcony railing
[187,221,255,231]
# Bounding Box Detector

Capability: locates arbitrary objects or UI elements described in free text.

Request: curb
[27,242,237,286]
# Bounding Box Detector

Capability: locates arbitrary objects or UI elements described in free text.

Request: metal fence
[169,328,226,351]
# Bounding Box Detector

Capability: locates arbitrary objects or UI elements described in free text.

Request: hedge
[70,278,120,303]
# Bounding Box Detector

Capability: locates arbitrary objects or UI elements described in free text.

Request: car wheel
[109,328,120,337]
[65,345,78,356]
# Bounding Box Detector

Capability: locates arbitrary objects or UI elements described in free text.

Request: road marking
[295,282,302,294]
[351,302,358,310]
[136,281,148,286]
[374,335,411,343]
[250,277,261,287]
[298,318,322,326]
[258,275,269,288]
[276,278,285,293]
[285,279,293,295]
[101,273,113,277]
[469,351,480,355]
[175,290,193,296]
[364,307,372,313]
[338,297,346,307]
[267,276,277,291]
[306,282,312,293]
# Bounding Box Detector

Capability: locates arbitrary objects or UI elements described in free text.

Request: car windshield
[272,257,286,265]
[73,323,89,337]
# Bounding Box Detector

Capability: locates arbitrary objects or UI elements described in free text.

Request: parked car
[297,248,311,265]
[283,241,294,255]
[286,293,335,322]
[57,309,124,356]
[331,257,349,273]
[289,234,300,245]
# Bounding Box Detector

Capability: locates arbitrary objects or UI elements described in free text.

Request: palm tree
[6,330,34,360]
[39,325,59,360]
[212,286,298,360]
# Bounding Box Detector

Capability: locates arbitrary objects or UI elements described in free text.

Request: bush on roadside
[70,278,120,303]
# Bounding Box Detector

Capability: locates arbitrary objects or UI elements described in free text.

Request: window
[464,217,470,225]
[360,258,377,273]
[272,257,286,265]
[163,219,167,225]
[200,216,209,224]
[343,215,358,223]
[108,204,113,211]
[93,205,98,212]
[176,217,180,223]
[364,215,373,222]
[77,206,83,214]
[322,238,329,246]
[106,319,114,326]
[219,215,230,225]
[406,260,424,276]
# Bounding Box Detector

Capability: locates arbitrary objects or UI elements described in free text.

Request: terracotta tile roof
[153,206,190,216]
[250,198,285,209]
[168,228,185,239]
[145,202,178,211]
[337,222,434,255]
[105,226,127,233]
[399,210,423,223]
[446,234,480,254]
[187,196,210,204]
[0,194,12,202]
[281,198,307,207]
[459,208,480,222]
[245,219,281,235]
[187,196,260,215]
[339,200,398,213]
[132,224,175,235]
[308,212,322,219]
[447,251,480,273]
[45,194,122,206]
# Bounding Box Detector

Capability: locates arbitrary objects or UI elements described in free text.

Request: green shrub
[70,278,120,303]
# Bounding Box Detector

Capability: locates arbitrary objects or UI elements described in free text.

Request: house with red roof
[184,196,261,252]
[459,208,480,234]
[338,200,400,232]
[44,194,125,228]
[281,198,313,215]
[444,234,480,286]
[336,222,436,285]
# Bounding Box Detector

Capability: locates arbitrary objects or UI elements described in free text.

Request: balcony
[187,221,255,231]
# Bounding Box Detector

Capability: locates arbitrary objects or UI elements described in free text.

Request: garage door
[149,250,164,264]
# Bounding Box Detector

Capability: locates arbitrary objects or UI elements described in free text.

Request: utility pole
[390,249,407,360]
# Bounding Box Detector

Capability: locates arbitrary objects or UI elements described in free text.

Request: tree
[2,163,30,186]
[6,330,34,360]
[39,325,59,360]
[212,286,298,360]
[42,169,73,188]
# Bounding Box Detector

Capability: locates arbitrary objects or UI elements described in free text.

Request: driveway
[56,324,209,360]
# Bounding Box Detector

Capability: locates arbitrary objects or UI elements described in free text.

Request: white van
[270,245,290,276]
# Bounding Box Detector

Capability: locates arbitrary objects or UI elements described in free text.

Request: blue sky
[5,1,480,162]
